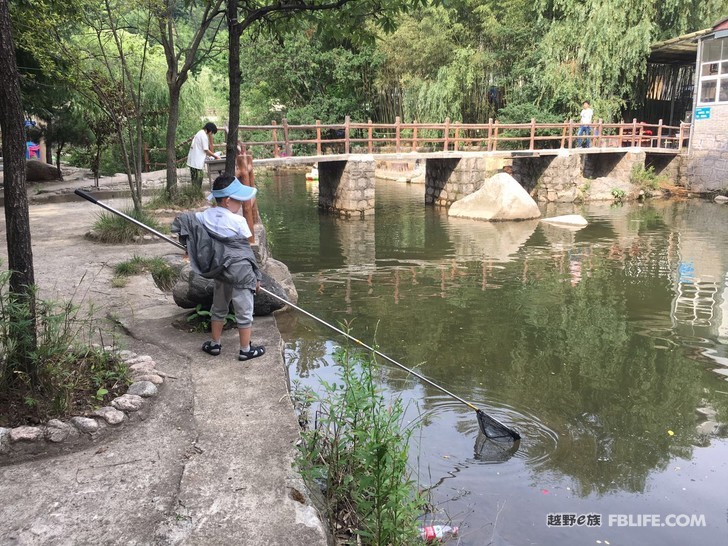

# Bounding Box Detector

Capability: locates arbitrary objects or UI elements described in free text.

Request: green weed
[0,267,131,426]
[92,208,167,244]
[296,344,422,545]
[145,184,206,210]
[114,255,177,291]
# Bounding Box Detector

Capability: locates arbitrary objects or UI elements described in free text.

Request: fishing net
[476,409,521,441]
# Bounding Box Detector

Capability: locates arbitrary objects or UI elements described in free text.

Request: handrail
[220,117,688,159]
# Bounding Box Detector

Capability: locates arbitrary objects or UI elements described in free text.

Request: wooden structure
[219,117,688,159]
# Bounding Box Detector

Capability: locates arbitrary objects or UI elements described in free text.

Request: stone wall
[687,104,728,193]
[318,157,376,217]
[425,157,496,206]
[510,151,648,202]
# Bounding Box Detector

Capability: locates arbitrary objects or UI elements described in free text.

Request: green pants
[190,167,204,189]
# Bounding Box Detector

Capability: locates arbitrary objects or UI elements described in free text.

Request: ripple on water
[414,395,561,470]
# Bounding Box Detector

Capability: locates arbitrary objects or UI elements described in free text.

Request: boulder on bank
[26,160,62,182]
[171,258,296,316]
[448,172,541,221]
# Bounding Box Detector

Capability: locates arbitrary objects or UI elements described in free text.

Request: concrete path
[0,172,328,545]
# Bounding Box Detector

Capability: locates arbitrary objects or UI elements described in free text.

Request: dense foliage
[8,0,726,172]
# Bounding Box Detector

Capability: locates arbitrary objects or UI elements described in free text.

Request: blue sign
[695,107,711,120]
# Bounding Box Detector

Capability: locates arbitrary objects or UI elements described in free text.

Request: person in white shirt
[577,101,594,148]
[187,122,220,190]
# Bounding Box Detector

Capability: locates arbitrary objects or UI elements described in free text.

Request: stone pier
[425,157,500,206]
[511,150,653,202]
[318,156,376,217]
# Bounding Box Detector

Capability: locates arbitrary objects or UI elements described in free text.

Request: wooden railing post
[316,120,322,155]
[678,122,685,150]
[560,122,567,148]
[631,119,638,147]
[444,117,451,151]
[395,116,401,152]
[412,122,418,152]
[282,118,292,157]
[618,122,624,148]
[487,118,493,151]
[567,120,574,149]
[596,119,603,147]
[344,115,350,154]
[454,122,460,151]
[656,119,663,148]
[493,120,499,151]
[529,118,536,150]
[367,119,373,153]
[143,144,150,172]
[272,120,279,158]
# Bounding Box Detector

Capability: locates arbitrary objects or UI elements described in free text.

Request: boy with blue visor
[172,174,265,361]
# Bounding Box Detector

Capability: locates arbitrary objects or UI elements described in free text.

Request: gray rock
[129,361,156,374]
[117,350,137,360]
[125,355,153,365]
[134,374,164,385]
[46,419,77,443]
[128,381,158,398]
[714,195,728,203]
[171,265,287,316]
[26,159,62,182]
[112,394,144,412]
[448,172,541,221]
[70,417,99,434]
[93,407,126,425]
[10,426,44,443]
[0,427,10,454]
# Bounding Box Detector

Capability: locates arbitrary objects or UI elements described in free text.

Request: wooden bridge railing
[222,116,689,159]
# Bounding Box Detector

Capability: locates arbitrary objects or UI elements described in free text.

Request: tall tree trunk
[225,0,240,176]
[0,0,38,370]
[165,82,182,197]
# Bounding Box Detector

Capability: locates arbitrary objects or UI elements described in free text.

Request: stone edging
[0,350,165,463]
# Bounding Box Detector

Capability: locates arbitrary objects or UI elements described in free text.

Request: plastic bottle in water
[419,524,459,541]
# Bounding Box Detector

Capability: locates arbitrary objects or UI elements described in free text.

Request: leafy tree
[223,0,428,174]
[149,0,226,198]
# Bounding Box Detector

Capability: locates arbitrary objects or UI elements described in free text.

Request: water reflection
[260,173,728,545]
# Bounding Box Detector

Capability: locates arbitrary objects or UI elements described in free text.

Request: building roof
[650,28,712,64]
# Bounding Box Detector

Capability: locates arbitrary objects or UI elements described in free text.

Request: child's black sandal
[239,344,265,361]
[202,340,222,356]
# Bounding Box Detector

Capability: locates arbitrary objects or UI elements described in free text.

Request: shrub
[0,268,130,425]
[113,255,177,291]
[296,344,422,545]
[92,208,167,244]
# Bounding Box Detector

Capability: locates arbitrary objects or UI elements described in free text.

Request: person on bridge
[171,174,265,362]
[577,101,594,148]
[187,122,220,190]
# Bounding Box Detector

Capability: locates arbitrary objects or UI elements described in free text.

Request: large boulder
[171,257,296,316]
[26,160,62,182]
[448,172,541,221]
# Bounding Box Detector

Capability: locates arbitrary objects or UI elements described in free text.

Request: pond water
[257,171,728,546]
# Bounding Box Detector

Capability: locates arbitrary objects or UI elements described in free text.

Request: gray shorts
[211,280,254,328]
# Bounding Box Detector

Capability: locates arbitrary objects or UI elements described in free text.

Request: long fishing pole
[74,189,520,440]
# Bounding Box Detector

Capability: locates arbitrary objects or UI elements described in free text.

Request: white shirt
[580,108,594,125]
[196,206,252,239]
[187,129,212,170]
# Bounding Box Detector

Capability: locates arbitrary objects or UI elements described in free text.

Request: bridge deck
[205,146,681,171]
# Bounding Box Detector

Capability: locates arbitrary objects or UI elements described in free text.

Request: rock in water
[448,172,541,221]
[540,214,588,227]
